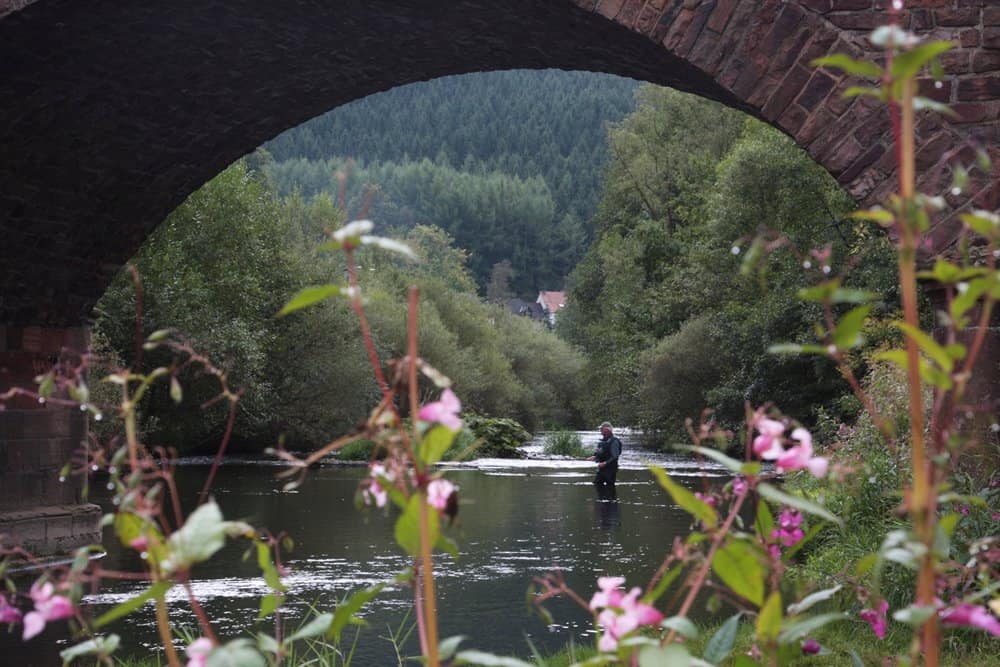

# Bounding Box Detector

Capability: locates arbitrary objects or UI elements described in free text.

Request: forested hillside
[261,70,638,295]
[265,70,639,222]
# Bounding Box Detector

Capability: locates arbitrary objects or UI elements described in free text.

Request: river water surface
[20,431,731,665]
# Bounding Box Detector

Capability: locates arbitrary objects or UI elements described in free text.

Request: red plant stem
[183,579,219,645]
[198,397,238,505]
[155,596,182,667]
[345,248,392,402]
[664,491,748,644]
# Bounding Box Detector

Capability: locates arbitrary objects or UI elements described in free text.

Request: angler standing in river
[589,421,622,490]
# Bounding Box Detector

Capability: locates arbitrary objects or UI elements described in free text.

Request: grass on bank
[543,430,589,458]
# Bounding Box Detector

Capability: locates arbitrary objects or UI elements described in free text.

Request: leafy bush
[543,430,588,458]
[337,439,376,461]
[462,414,530,458]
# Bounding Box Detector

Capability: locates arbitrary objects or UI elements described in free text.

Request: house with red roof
[536,291,566,327]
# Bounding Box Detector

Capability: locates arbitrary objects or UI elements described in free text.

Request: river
[10,431,731,665]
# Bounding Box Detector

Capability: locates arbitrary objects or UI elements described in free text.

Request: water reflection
[2,432,732,664]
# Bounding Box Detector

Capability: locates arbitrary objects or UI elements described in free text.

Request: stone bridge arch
[1,1,998,552]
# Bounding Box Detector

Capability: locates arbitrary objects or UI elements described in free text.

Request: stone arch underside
[0,0,998,328]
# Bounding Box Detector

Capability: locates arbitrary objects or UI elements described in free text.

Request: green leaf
[712,539,765,607]
[395,495,439,557]
[829,288,879,305]
[892,604,936,627]
[287,612,334,643]
[733,657,762,667]
[757,483,842,526]
[453,650,535,666]
[60,635,120,662]
[277,285,345,317]
[812,54,882,78]
[439,636,467,661]
[849,649,864,667]
[163,500,230,572]
[832,305,871,349]
[850,207,894,225]
[255,540,287,592]
[890,41,952,80]
[94,581,172,628]
[648,465,718,529]
[170,376,183,404]
[786,585,843,616]
[703,612,741,664]
[38,373,55,398]
[756,591,782,642]
[778,612,846,644]
[206,639,267,667]
[951,277,991,324]
[637,644,694,667]
[327,583,385,642]
[359,235,418,260]
[895,321,953,371]
[961,210,1000,239]
[677,445,742,474]
[644,563,684,605]
[258,592,283,620]
[419,426,457,465]
[256,633,280,656]
[755,500,775,541]
[661,615,699,639]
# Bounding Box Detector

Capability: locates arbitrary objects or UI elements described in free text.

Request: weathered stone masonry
[0,1,997,553]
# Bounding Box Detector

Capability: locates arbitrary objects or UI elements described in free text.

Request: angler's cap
[599,421,613,430]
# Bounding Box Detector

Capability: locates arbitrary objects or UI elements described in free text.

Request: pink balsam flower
[363,463,393,508]
[859,599,889,640]
[939,603,1000,637]
[22,581,73,640]
[589,578,663,652]
[0,593,21,624]
[418,389,462,431]
[732,476,749,496]
[752,417,786,460]
[771,509,805,547]
[776,428,828,478]
[589,576,626,611]
[186,637,214,667]
[426,478,457,511]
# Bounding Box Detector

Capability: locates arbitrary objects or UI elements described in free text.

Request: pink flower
[771,509,805,548]
[418,389,462,431]
[129,535,149,552]
[695,492,717,507]
[589,578,663,652]
[752,418,786,460]
[0,594,21,624]
[776,428,828,478]
[427,479,457,511]
[589,576,626,610]
[859,599,889,640]
[801,638,822,655]
[22,581,73,640]
[939,603,1000,637]
[186,637,214,667]
[732,477,749,496]
[363,463,393,508]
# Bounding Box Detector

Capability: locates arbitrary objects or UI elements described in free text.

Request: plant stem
[417,496,440,667]
[155,595,182,667]
[896,74,939,667]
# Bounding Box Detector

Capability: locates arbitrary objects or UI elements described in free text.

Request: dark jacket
[594,435,622,468]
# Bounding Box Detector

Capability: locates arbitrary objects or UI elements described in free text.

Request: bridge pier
[0,325,101,557]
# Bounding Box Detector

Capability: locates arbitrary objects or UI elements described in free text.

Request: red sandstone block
[910,9,935,32]
[961,29,981,48]
[983,28,1000,50]
[796,70,838,111]
[800,0,832,12]
[985,7,1000,26]
[957,75,1000,101]
[935,8,981,27]
[916,133,955,172]
[827,13,885,31]
[777,104,810,135]
[917,78,952,102]
[972,49,1000,73]
[839,142,887,185]
[938,50,971,75]
[830,0,872,9]
[597,0,627,19]
[762,64,813,119]
[706,0,740,33]
[950,102,999,123]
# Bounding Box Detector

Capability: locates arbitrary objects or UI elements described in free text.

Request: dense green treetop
[264,70,639,222]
